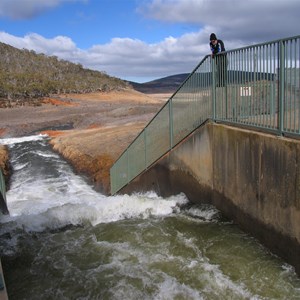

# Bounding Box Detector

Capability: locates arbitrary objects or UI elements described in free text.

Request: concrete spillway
[120,122,300,275]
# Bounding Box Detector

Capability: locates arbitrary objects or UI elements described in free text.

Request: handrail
[110,35,300,195]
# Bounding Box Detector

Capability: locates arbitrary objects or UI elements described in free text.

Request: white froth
[3,189,189,232]
[186,204,220,221]
[0,134,48,145]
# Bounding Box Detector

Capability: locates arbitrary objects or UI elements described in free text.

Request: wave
[1,192,189,233]
[0,134,48,145]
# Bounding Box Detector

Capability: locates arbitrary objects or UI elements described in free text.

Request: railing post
[211,57,216,120]
[169,98,173,150]
[144,129,147,169]
[278,40,285,135]
[224,55,228,119]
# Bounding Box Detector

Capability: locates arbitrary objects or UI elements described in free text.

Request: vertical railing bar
[239,50,242,121]
[292,39,295,131]
[144,128,147,169]
[243,48,246,120]
[270,44,273,127]
[297,39,300,133]
[247,49,254,124]
[273,43,277,129]
[270,43,273,127]
[169,98,173,149]
[248,47,251,122]
[262,45,265,126]
[257,46,260,125]
[290,40,293,131]
[225,54,228,119]
[208,60,211,118]
[296,39,298,132]
[212,57,216,121]
[279,40,285,134]
[269,44,273,127]
[244,48,247,122]
[260,45,264,126]
[253,48,257,124]
[293,39,297,132]
[266,44,268,127]
[246,48,249,122]
[237,50,239,122]
[233,51,236,122]
[287,40,290,131]
[285,42,288,132]
[258,45,261,125]
[247,48,250,123]
[241,49,244,122]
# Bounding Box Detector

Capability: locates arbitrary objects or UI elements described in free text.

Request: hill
[129,73,189,94]
[0,42,129,106]
[129,70,278,94]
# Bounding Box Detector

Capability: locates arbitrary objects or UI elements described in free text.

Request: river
[0,135,300,300]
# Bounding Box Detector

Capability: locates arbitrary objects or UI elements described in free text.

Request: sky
[0,0,299,83]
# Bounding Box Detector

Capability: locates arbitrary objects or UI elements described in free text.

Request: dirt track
[0,89,171,194]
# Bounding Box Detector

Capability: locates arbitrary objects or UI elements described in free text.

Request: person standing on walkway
[209,33,227,87]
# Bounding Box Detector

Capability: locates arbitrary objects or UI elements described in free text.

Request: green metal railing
[0,169,6,203]
[110,35,300,195]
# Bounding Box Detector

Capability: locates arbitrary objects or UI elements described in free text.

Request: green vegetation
[0,42,129,104]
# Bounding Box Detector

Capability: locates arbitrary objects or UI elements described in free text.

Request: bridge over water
[110,35,300,274]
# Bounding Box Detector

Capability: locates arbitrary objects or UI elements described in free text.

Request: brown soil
[0,88,171,194]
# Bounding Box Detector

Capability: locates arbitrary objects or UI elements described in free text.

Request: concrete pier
[120,122,300,275]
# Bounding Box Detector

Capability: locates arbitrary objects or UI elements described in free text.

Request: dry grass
[0,88,170,194]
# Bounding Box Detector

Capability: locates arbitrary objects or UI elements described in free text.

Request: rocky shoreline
[0,89,169,195]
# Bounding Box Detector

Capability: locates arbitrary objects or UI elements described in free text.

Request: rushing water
[0,135,300,300]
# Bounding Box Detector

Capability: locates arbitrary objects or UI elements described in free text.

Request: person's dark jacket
[210,39,226,57]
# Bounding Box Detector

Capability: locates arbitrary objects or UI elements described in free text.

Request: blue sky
[0,0,299,83]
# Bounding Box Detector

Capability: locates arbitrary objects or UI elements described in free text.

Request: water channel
[0,135,300,299]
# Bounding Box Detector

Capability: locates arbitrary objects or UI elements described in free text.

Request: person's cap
[210,33,217,41]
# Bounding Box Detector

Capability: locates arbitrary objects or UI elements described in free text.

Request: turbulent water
[0,135,300,300]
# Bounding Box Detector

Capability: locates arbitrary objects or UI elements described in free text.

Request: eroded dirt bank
[0,89,170,194]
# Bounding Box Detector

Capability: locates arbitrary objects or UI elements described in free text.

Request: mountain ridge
[128,73,189,94]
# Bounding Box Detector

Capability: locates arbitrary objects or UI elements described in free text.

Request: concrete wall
[120,122,300,275]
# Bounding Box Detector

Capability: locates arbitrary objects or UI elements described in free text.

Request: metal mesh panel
[218,42,279,129]
[0,169,6,201]
[283,38,300,133]
[172,59,212,146]
[145,103,170,167]
[127,131,146,181]
[110,150,128,194]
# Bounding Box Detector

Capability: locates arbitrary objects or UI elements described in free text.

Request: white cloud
[0,32,78,54]
[138,0,300,43]
[0,30,214,81]
[0,0,299,82]
[0,0,86,20]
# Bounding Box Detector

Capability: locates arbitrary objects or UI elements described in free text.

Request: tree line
[0,42,129,104]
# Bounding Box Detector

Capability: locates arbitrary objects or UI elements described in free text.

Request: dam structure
[110,35,300,274]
